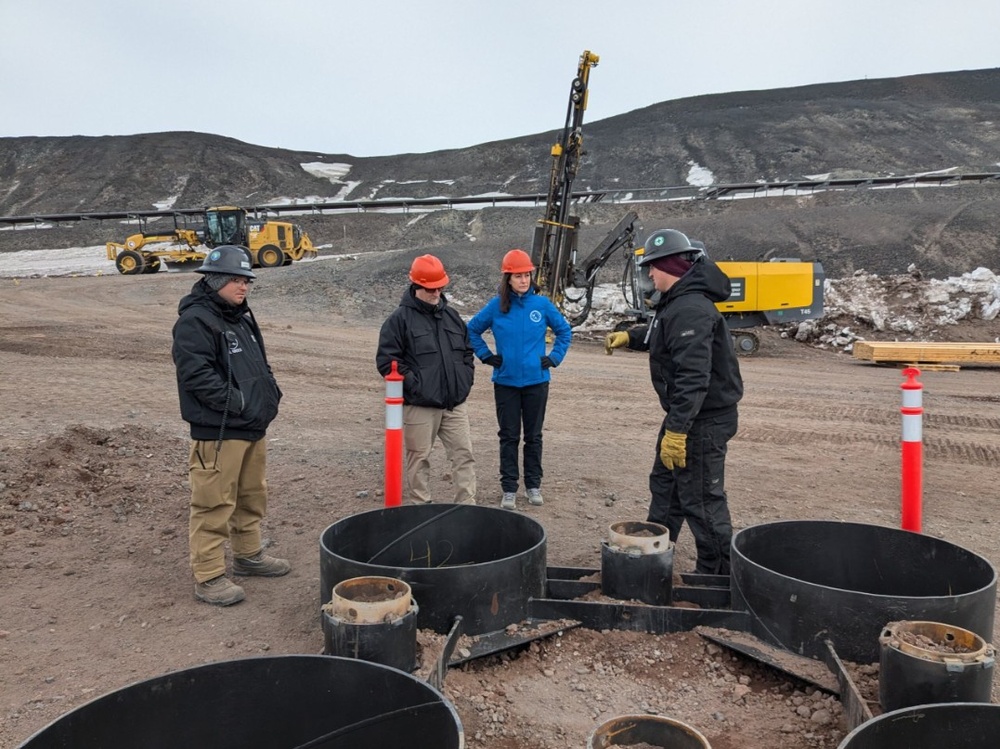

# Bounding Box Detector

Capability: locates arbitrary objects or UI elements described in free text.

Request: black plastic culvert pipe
[320,504,546,635]
[17,655,462,749]
[731,520,996,663]
[838,702,1000,748]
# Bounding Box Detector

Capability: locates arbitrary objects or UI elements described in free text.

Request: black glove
[483,354,503,368]
[541,356,554,369]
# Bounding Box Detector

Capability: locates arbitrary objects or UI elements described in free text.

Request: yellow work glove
[604,331,630,355]
[659,430,688,470]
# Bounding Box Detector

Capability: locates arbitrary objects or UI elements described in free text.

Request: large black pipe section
[837,703,1000,748]
[17,655,462,749]
[731,520,996,662]
[320,504,546,635]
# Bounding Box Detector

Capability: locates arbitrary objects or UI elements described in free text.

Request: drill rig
[528,51,825,351]
[529,51,644,327]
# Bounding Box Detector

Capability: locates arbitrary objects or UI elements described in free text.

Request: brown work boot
[233,551,291,577]
[194,575,245,606]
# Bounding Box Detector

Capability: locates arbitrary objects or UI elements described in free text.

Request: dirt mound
[1,423,187,540]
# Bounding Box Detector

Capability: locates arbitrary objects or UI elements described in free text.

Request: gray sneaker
[500,492,517,510]
[233,552,291,577]
[526,488,544,506]
[194,575,245,606]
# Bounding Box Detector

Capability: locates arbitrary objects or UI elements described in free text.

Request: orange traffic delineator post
[900,367,923,532]
[383,360,404,507]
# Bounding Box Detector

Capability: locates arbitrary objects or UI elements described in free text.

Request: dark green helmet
[195,245,256,278]
[637,229,700,266]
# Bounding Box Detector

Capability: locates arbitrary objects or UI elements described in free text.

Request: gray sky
[2,0,998,157]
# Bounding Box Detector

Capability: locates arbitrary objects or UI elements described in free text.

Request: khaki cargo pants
[188,438,268,583]
[403,402,476,504]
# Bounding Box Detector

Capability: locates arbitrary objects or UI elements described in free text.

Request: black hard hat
[195,245,256,278]
[637,229,699,266]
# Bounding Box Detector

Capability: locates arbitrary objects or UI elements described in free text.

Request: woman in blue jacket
[468,249,572,510]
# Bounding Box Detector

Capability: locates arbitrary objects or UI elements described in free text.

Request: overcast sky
[2,1,998,158]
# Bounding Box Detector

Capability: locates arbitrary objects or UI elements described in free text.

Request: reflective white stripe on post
[901,412,922,442]
[386,378,403,399]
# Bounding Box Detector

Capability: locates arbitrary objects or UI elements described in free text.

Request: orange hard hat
[501,249,535,274]
[409,254,450,289]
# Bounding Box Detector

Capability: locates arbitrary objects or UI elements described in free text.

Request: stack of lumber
[852,341,1000,370]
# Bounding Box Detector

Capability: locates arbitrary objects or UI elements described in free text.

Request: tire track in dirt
[744,402,1000,432]
[736,425,1000,466]
[926,413,1000,431]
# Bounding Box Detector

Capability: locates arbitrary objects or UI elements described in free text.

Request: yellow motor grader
[106,206,316,274]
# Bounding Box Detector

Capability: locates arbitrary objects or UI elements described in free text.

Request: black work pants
[647,409,737,575]
[494,382,548,493]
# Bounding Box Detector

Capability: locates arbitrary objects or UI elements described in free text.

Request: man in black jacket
[172,245,288,606]
[376,254,477,504]
[605,229,743,575]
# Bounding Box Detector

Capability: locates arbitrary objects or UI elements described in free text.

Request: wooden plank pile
[852,341,1000,371]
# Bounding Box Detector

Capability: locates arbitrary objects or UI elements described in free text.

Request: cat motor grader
[106,206,316,275]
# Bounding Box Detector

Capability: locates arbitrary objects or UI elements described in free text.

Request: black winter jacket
[172,279,282,441]
[627,259,743,432]
[376,287,474,410]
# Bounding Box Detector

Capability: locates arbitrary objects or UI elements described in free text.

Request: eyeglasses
[227,277,254,287]
[418,285,445,294]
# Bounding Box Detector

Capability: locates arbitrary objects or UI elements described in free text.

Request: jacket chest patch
[529,310,543,323]
[226,332,244,354]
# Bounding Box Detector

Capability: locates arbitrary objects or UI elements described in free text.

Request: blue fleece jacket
[468,289,572,387]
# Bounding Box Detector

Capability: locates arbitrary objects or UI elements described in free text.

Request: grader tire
[142,257,161,274]
[258,245,285,268]
[115,249,146,275]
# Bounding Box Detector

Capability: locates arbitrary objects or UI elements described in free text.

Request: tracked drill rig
[530,50,603,320]
[529,51,645,328]
[528,52,825,352]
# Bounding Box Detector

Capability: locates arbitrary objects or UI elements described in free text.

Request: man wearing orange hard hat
[376,254,477,505]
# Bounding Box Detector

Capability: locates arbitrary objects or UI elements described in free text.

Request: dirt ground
[2,271,999,749]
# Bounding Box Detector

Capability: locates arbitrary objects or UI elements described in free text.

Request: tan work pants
[403,403,476,504]
[188,438,268,583]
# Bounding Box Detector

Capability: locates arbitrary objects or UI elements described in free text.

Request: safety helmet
[409,254,450,289]
[636,229,700,266]
[501,248,535,274]
[195,245,256,278]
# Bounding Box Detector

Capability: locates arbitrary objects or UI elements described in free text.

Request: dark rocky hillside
[584,68,1000,187]
[1,68,999,280]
